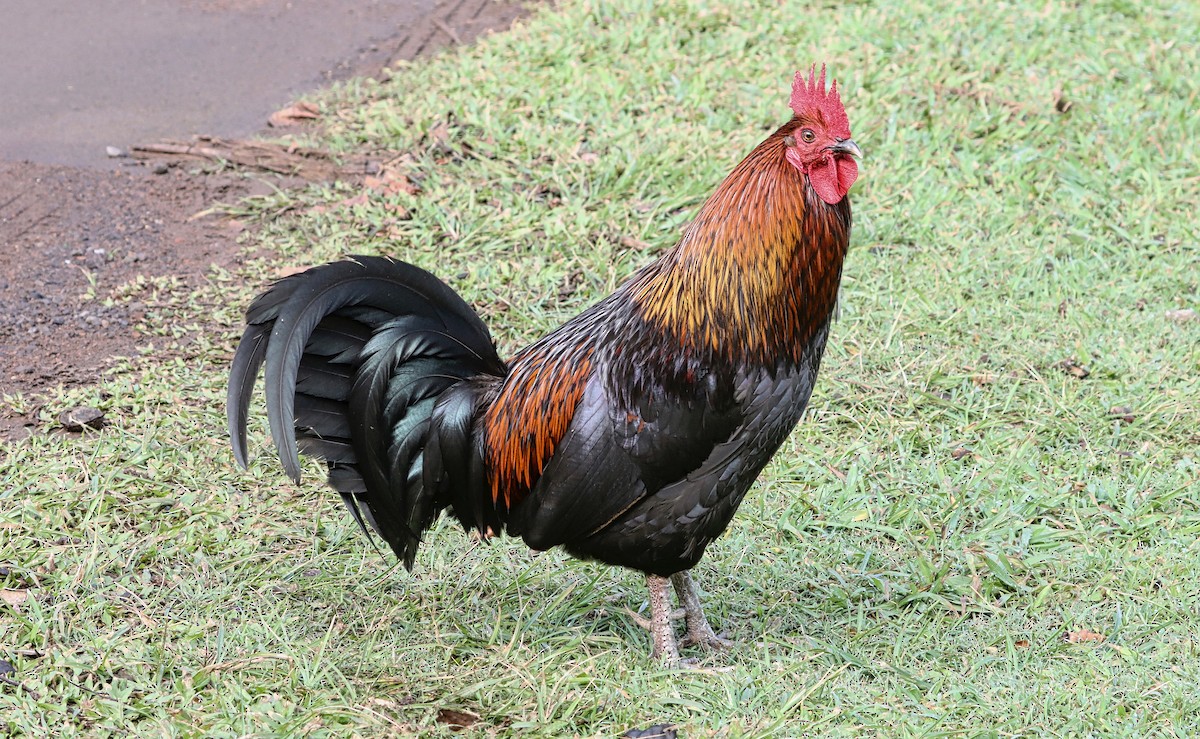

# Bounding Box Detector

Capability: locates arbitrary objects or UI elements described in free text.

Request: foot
[670,571,733,651]
[679,624,734,650]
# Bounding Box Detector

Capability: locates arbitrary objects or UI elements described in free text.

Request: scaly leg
[670,571,733,650]
[645,574,680,664]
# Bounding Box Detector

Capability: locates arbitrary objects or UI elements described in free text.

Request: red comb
[789,64,851,138]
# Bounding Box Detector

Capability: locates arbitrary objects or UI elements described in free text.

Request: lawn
[3,0,1199,735]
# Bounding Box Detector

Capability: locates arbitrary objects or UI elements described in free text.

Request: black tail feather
[297,436,356,463]
[227,255,507,569]
[296,356,353,399]
[424,382,499,542]
[228,323,271,469]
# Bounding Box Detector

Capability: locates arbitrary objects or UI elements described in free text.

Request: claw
[679,630,733,650]
[671,571,731,652]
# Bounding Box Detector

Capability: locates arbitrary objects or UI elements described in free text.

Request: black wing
[503,358,743,551]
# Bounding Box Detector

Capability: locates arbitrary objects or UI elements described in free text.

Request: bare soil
[0,0,527,440]
[0,162,252,395]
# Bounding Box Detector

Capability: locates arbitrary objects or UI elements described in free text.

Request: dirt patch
[0,0,530,441]
[0,162,252,391]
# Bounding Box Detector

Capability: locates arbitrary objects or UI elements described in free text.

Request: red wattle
[808,156,858,205]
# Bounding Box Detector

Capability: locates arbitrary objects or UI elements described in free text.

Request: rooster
[228,65,860,663]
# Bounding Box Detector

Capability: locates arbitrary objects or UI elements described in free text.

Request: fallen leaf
[620,236,654,251]
[971,372,997,386]
[127,606,158,628]
[428,121,451,147]
[1107,406,1135,424]
[950,446,973,460]
[1014,639,1030,648]
[268,101,320,127]
[0,589,29,607]
[301,717,324,734]
[1052,84,1072,113]
[435,708,479,731]
[1165,308,1195,323]
[1057,359,1090,379]
[364,171,418,197]
[1066,628,1106,643]
[385,176,417,196]
[368,696,415,709]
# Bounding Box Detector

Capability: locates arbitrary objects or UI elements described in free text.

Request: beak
[829,138,863,159]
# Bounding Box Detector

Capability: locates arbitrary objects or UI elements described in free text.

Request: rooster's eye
[800,129,816,143]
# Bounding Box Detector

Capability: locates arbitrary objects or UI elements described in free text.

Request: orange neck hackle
[631,124,851,365]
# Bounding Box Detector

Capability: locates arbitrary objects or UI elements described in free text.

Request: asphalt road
[0,0,452,167]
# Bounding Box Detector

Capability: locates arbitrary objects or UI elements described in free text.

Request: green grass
[4,0,1200,735]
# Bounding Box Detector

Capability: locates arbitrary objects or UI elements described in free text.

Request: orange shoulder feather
[482,340,594,509]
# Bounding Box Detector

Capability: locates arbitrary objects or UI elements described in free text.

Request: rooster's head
[784,65,862,205]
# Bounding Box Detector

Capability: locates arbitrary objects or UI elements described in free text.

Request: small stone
[58,407,105,431]
[152,162,170,175]
[106,146,127,158]
[624,725,678,739]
